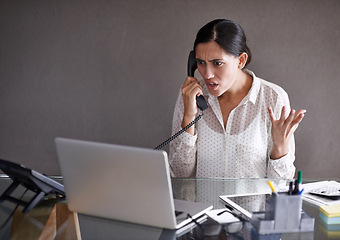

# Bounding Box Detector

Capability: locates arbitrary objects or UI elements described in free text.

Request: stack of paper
[319,204,340,237]
[301,181,340,206]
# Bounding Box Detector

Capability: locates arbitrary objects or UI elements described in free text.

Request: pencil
[268,181,279,196]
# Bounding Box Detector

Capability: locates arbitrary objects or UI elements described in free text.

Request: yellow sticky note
[320,204,340,218]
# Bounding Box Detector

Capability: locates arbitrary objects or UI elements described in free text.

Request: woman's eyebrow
[195,58,223,62]
[209,59,223,62]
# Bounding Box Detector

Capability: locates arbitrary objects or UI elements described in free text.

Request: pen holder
[264,193,302,231]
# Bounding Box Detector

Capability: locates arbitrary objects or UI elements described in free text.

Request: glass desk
[0,175,339,240]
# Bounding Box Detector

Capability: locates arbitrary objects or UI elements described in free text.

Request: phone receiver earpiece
[188,51,197,77]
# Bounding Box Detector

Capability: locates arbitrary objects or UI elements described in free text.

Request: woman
[169,19,306,179]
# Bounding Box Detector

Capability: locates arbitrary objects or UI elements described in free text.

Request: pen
[293,170,302,195]
[268,181,279,196]
[298,188,304,195]
[288,181,293,195]
[298,170,302,185]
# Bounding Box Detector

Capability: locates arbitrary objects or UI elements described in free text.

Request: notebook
[55,138,212,230]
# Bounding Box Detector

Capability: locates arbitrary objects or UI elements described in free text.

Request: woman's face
[195,41,241,97]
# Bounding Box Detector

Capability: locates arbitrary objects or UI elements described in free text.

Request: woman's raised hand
[268,106,306,159]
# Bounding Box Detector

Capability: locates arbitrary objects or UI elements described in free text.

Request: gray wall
[1,0,339,178]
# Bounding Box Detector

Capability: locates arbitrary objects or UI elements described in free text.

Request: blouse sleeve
[169,90,198,178]
[267,90,296,179]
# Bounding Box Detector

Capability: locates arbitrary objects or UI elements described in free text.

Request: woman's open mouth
[207,82,218,90]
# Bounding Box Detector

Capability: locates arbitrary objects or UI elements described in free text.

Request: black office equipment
[0,159,65,213]
[188,50,209,111]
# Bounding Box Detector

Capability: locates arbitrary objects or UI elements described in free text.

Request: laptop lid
[55,138,211,230]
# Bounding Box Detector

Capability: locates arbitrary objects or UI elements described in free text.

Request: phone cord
[154,111,204,150]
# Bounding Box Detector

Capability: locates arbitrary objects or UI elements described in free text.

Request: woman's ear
[238,52,248,69]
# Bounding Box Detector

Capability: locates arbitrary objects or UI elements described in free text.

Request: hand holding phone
[187,51,208,111]
[154,51,208,150]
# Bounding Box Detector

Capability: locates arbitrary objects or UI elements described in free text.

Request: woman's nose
[204,66,214,79]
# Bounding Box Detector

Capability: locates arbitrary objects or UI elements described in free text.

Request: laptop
[55,138,212,230]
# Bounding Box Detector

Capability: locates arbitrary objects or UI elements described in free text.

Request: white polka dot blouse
[169,70,296,179]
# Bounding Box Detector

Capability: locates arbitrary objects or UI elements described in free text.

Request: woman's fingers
[268,106,306,159]
[295,109,306,121]
[182,77,203,117]
[268,106,275,122]
[182,77,202,97]
[287,109,306,133]
[288,109,306,126]
[283,109,295,127]
[269,105,306,134]
[280,106,287,121]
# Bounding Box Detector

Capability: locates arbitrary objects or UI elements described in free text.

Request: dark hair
[194,19,252,67]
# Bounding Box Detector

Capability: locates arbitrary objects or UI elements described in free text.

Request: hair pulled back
[194,19,252,67]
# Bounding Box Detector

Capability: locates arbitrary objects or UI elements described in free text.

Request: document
[301,181,340,206]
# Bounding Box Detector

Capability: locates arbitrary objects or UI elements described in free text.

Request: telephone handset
[188,51,209,111]
[154,51,208,150]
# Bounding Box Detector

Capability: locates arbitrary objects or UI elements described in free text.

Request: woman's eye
[196,60,205,65]
[214,61,223,66]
